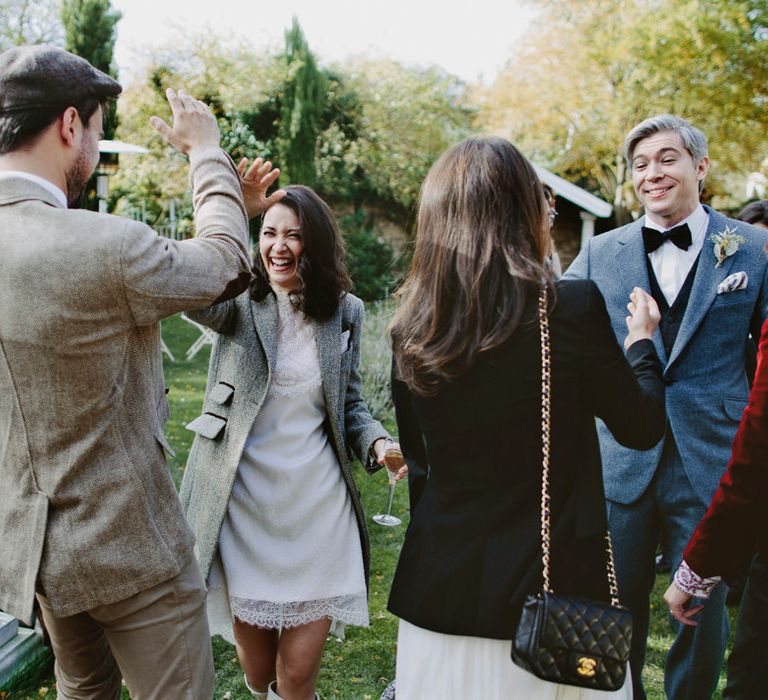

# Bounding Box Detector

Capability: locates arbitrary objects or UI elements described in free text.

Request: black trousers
[724,552,768,700]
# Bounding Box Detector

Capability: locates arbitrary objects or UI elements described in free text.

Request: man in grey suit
[566,115,768,699]
[0,45,281,699]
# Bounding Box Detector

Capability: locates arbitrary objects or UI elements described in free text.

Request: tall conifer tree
[61,0,121,138]
[276,18,327,187]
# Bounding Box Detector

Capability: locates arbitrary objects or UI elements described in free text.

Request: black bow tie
[642,223,692,254]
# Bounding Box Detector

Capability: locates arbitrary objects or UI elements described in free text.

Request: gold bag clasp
[576,657,598,677]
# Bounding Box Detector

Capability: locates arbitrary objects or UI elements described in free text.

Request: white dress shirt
[0,170,67,208]
[645,204,709,307]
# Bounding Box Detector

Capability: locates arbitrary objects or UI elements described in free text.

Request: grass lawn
[5,309,736,699]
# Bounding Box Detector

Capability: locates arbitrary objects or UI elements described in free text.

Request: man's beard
[65,147,93,208]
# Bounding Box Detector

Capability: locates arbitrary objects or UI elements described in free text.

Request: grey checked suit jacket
[0,147,251,624]
[566,206,768,507]
[179,291,388,587]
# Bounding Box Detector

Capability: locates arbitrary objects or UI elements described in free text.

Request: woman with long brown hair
[387,136,666,698]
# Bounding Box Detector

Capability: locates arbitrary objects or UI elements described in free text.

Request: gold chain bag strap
[510,286,633,690]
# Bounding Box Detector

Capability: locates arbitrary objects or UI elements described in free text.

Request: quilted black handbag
[510,287,633,691]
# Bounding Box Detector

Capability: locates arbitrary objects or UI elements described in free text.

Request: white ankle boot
[267,680,319,699]
[244,673,268,698]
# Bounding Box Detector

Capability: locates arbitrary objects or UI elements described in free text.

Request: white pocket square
[717,271,748,295]
[341,329,351,352]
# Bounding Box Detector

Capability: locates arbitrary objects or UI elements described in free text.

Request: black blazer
[387,279,665,639]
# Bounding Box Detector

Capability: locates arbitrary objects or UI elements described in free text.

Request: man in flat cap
[0,45,283,699]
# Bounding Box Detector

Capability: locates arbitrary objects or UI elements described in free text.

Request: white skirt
[215,383,369,632]
[395,620,632,700]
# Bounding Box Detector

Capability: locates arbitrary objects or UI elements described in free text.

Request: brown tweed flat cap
[0,44,122,114]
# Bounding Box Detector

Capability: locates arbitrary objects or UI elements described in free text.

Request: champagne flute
[372,443,405,527]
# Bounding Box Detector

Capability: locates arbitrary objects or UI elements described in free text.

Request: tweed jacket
[179,290,388,586]
[0,147,251,624]
[565,207,768,506]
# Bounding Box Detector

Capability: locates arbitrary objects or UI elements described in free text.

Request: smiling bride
[179,179,405,700]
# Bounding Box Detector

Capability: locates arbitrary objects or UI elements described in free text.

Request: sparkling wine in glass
[372,445,404,527]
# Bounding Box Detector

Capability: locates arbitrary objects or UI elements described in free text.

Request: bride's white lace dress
[208,291,369,633]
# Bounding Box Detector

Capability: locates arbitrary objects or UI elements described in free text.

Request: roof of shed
[533,164,613,218]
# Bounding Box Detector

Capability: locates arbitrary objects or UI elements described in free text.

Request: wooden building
[534,165,614,270]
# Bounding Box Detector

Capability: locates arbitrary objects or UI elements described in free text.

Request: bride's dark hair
[250,185,351,321]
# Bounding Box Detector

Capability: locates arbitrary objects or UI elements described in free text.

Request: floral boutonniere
[710,225,746,267]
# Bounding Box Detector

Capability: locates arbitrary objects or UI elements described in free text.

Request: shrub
[343,211,397,302]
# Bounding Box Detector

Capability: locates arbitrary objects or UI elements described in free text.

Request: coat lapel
[667,208,737,369]
[249,293,279,370]
[616,220,668,364]
[314,305,342,421]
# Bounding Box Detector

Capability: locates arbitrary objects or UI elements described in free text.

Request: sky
[111,0,537,85]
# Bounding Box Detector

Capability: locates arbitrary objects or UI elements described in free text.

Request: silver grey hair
[623,114,709,168]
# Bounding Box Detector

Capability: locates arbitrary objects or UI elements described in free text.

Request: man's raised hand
[150,89,220,155]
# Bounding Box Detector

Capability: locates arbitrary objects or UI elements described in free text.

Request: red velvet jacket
[683,319,768,581]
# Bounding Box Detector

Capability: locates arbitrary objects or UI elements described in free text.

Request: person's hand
[624,287,661,349]
[150,89,220,155]
[236,157,287,219]
[372,438,408,482]
[663,581,704,626]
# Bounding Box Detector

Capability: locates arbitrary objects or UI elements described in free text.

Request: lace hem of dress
[230,592,369,629]
[673,559,721,599]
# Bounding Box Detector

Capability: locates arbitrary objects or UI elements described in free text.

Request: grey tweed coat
[0,147,251,624]
[179,290,388,588]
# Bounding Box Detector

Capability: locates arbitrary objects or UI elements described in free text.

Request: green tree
[235,63,367,203]
[480,0,768,221]
[110,35,283,231]
[61,0,121,138]
[275,17,327,188]
[0,0,62,50]
[108,25,475,278]
[342,211,398,301]
[343,58,476,220]
[313,70,369,205]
